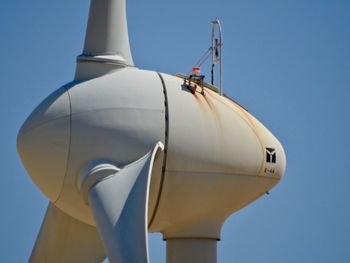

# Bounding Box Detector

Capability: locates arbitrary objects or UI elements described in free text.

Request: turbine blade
[29,203,106,263]
[83,0,133,65]
[75,0,134,80]
[87,142,164,263]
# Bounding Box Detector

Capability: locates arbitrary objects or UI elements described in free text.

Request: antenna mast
[211,19,223,95]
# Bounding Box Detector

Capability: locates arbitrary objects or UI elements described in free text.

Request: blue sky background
[1,0,350,262]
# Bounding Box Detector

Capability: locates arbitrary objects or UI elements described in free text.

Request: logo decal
[266,148,276,163]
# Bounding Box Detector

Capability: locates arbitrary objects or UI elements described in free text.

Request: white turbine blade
[75,0,134,80]
[81,0,133,65]
[87,143,164,263]
[29,203,106,263]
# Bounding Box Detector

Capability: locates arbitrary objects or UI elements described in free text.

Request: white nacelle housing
[18,67,286,239]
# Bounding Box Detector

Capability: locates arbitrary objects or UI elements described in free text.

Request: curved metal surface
[150,73,286,238]
[55,68,166,225]
[29,203,106,263]
[17,87,71,201]
[81,0,133,65]
[87,143,164,263]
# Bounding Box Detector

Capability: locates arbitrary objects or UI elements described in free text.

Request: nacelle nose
[17,87,71,201]
[253,116,287,181]
[262,139,286,180]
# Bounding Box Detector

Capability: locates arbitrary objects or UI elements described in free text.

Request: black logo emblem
[266,148,276,163]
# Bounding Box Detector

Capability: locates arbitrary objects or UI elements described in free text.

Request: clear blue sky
[1,0,349,262]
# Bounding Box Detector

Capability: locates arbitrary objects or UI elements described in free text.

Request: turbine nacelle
[17,1,286,262]
[18,67,286,236]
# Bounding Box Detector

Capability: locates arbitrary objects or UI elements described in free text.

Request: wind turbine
[17,0,286,262]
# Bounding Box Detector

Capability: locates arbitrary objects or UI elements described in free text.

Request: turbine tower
[17,0,286,262]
